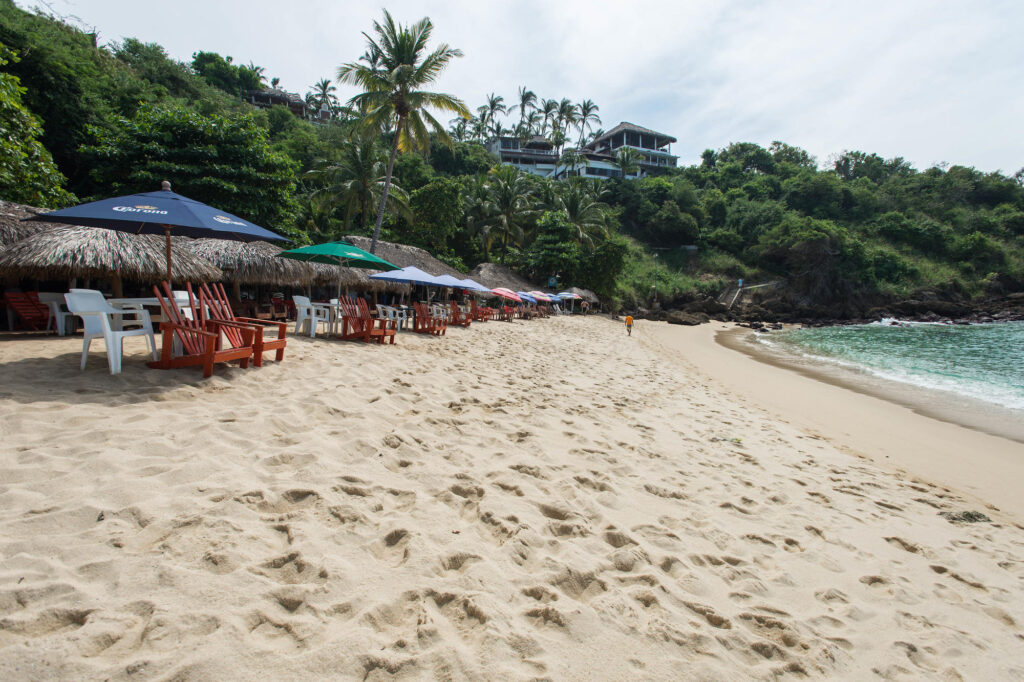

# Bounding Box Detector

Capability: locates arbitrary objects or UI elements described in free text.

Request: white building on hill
[485,122,677,180]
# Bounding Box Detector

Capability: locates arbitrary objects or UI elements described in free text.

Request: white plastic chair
[37,292,75,335]
[64,290,157,375]
[293,295,331,338]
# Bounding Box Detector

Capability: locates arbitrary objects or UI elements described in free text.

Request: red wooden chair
[412,302,446,335]
[336,297,396,344]
[4,292,51,332]
[470,299,494,322]
[449,301,472,328]
[148,282,255,378]
[270,296,289,321]
[200,283,288,366]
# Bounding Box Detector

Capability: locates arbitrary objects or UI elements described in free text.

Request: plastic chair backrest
[293,295,311,308]
[64,291,113,336]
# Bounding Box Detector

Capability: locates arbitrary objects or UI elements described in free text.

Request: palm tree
[338,10,469,253]
[484,164,536,263]
[271,77,280,89]
[575,99,601,148]
[481,92,507,130]
[463,174,493,260]
[555,98,579,154]
[614,147,643,178]
[470,116,488,143]
[539,98,558,138]
[448,117,469,142]
[559,148,588,178]
[312,78,339,112]
[558,180,608,248]
[514,86,537,128]
[307,139,411,235]
[587,128,605,145]
[247,62,267,85]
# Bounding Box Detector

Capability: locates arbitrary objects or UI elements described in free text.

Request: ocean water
[758,321,1024,412]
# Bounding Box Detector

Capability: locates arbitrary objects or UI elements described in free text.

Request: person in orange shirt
[625,315,634,336]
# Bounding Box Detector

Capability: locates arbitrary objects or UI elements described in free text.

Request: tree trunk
[370,124,402,254]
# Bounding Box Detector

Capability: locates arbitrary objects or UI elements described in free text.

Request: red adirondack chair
[449,301,472,328]
[148,282,255,378]
[336,297,396,344]
[470,299,494,322]
[412,302,446,335]
[199,283,288,366]
[4,292,51,332]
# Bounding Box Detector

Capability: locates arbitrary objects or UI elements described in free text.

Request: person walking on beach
[625,315,634,336]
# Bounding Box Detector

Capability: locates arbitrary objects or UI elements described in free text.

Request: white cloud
[15,0,1024,172]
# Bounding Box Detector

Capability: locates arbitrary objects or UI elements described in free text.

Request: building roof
[246,88,305,106]
[586,122,677,148]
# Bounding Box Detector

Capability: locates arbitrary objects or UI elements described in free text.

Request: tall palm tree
[312,78,338,112]
[307,140,411,235]
[470,116,488,143]
[555,98,579,154]
[514,86,537,128]
[539,98,558,138]
[338,10,469,253]
[482,92,507,129]
[484,164,536,263]
[271,77,280,89]
[614,147,643,178]
[575,99,601,148]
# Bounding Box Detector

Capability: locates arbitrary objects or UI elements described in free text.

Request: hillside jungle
[2,1,1023,320]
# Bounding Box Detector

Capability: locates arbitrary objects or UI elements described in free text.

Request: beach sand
[0,316,1022,680]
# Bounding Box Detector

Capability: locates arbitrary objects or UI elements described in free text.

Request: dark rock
[939,511,991,524]
[666,311,709,326]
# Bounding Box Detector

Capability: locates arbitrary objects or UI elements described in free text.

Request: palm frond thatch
[0,200,59,247]
[468,262,540,292]
[184,239,315,286]
[0,226,222,284]
[344,235,464,277]
[310,262,410,294]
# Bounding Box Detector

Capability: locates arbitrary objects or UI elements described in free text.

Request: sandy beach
[1,316,1022,680]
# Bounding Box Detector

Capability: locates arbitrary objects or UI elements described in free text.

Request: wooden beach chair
[470,299,494,322]
[449,301,472,328]
[4,291,51,332]
[148,281,255,378]
[412,302,446,336]
[200,282,288,366]
[336,297,396,344]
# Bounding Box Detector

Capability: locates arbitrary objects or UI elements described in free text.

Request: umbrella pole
[163,225,173,283]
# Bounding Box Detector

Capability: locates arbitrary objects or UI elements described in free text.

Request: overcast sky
[17,0,1024,174]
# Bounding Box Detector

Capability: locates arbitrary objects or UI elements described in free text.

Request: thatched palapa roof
[184,239,314,286]
[344,235,465,278]
[468,263,541,292]
[0,225,222,283]
[0,200,61,247]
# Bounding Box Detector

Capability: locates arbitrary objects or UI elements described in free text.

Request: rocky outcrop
[666,311,709,326]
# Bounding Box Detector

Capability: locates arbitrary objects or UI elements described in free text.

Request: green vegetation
[1,0,1022,314]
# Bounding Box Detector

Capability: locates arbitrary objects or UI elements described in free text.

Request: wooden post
[232,280,242,301]
[111,275,124,298]
[163,225,173,283]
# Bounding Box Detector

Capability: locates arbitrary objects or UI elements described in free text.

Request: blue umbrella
[368,265,442,287]
[23,180,285,281]
[516,292,537,304]
[458,278,492,294]
[433,273,469,289]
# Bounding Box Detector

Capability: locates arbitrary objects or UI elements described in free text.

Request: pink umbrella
[491,287,523,302]
[528,291,553,303]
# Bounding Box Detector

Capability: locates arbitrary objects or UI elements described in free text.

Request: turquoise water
[760,321,1024,411]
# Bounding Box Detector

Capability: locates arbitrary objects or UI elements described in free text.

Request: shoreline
[721,325,1024,445]
[642,321,1024,522]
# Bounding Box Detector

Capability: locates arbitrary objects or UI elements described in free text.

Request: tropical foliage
[2,1,1023,314]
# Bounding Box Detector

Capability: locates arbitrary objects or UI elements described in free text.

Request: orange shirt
[625,316,634,325]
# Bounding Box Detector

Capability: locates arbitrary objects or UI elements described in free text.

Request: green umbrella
[278,240,399,298]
